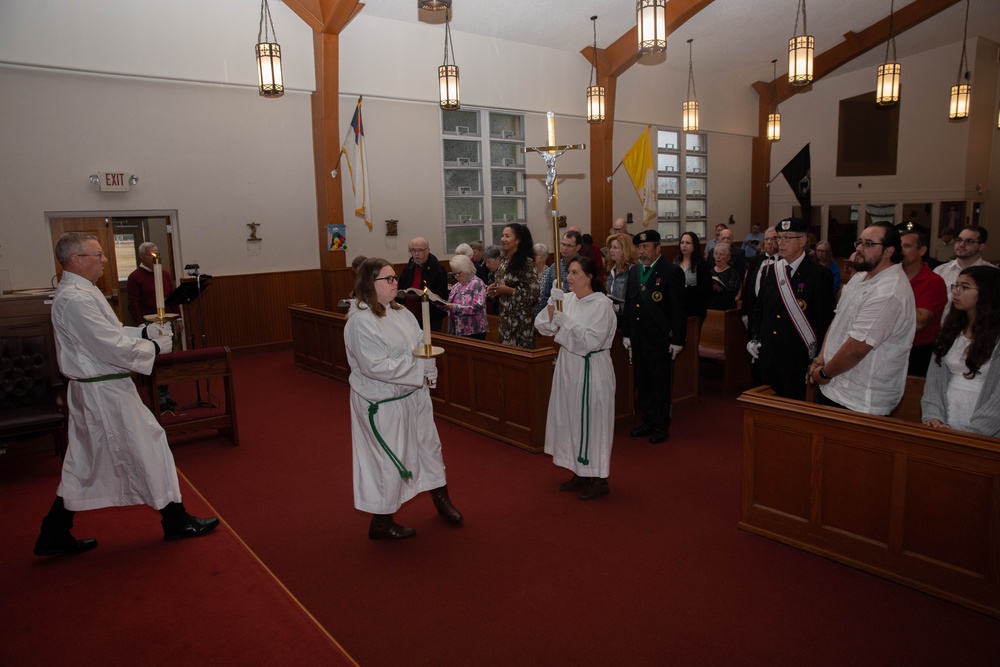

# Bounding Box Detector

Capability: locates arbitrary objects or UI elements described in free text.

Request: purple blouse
[447,276,488,336]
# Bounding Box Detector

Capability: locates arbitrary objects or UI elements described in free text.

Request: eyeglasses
[950,283,979,293]
[954,238,981,246]
[560,242,578,249]
[408,247,429,254]
[75,252,105,259]
[775,235,803,243]
[854,239,885,249]
[374,275,399,284]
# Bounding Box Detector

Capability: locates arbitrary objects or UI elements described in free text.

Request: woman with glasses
[488,223,540,349]
[441,254,487,339]
[534,256,617,500]
[921,266,1000,437]
[706,242,741,311]
[343,258,464,540]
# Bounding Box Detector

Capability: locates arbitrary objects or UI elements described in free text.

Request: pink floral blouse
[447,276,488,336]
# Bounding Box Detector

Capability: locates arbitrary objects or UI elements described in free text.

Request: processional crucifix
[524,112,585,311]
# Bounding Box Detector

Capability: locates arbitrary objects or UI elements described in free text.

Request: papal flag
[780,143,811,218]
[340,96,372,231]
[620,127,657,226]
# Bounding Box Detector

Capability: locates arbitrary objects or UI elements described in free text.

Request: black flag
[780,144,811,218]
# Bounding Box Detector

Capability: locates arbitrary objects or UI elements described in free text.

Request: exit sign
[98,172,132,192]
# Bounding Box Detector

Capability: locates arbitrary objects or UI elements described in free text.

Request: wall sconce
[256,0,284,98]
[682,39,699,132]
[89,175,100,184]
[439,8,460,110]
[948,0,972,120]
[586,16,605,124]
[418,0,451,10]
[637,0,666,56]
[875,0,900,106]
[767,59,781,142]
[788,0,814,86]
[129,175,139,186]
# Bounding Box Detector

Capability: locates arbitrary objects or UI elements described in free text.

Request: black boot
[159,502,220,541]
[33,497,98,557]
[430,485,463,525]
[558,473,587,492]
[578,478,610,501]
[368,514,416,540]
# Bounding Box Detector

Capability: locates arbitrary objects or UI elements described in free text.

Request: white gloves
[622,337,631,351]
[423,357,438,388]
[547,288,565,307]
[152,335,173,354]
[669,344,683,361]
[145,321,173,338]
[746,340,762,360]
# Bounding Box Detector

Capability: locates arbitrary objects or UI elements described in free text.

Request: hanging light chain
[883,0,896,64]
[955,0,969,84]
[687,39,697,101]
[590,16,599,88]
[443,8,455,67]
[258,0,277,44]
[771,58,778,111]
[793,0,808,37]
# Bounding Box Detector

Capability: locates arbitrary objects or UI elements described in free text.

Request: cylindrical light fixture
[439,9,460,110]
[586,16,605,124]
[949,0,972,120]
[767,60,781,142]
[767,113,782,142]
[875,0,900,106]
[637,0,666,56]
[788,0,814,86]
[682,39,699,132]
[256,0,283,97]
[418,0,451,10]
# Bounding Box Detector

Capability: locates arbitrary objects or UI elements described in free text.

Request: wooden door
[49,217,123,320]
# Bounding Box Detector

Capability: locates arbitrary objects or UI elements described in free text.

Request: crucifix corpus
[524,112,585,311]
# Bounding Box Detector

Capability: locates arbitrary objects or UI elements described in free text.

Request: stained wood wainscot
[289,305,557,453]
[738,385,1000,618]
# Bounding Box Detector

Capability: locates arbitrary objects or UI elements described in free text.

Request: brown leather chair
[0,335,67,456]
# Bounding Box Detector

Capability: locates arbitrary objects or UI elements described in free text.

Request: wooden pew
[698,308,752,394]
[738,385,1000,619]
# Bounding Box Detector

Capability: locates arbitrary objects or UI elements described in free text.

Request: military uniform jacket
[623,258,686,347]
[750,254,835,365]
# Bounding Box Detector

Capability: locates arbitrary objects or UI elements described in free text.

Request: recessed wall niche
[836,91,899,177]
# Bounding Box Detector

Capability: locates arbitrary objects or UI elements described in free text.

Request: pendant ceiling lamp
[767,60,781,142]
[637,0,667,56]
[682,39,699,132]
[439,8,460,110]
[876,0,901,106]
[586,16,606,124]
[418,0,451,10]
[948,0,972,120]
[788,0,814,86]
[256,0,283,97]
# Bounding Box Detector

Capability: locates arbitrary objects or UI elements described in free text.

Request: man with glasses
[397,236,449,332]
[808,222,915,415]
[747,218,835,400]
[933,225,996,322]
[896,222,947,377]
[34,233,218,556]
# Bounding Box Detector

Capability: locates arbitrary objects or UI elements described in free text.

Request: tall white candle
[153,255,165,312]
[421,288,432,348]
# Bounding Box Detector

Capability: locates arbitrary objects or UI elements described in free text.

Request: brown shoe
[578,478,609,501]
[368,514,416,540]
[558,473,587,492]
[430,486,463,525]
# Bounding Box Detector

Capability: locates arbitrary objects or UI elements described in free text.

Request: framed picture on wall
[940,202,965,236]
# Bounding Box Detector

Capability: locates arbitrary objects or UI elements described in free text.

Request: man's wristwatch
[818,368,831,380]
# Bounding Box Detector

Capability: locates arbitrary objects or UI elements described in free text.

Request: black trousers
[633,341,672,429]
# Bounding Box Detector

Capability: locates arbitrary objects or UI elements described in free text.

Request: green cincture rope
[576,349,608,465]
[367,389,417,480]
[74,372,132,383]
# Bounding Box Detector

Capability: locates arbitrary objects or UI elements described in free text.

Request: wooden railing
[738,385,1000,618]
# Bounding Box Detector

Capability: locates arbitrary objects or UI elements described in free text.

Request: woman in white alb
[921,266,1000,437]
[534,255,618,500]
[344,258,463,539]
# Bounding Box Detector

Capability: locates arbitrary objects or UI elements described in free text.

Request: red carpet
[164,351,998,666]
[0,452,355,666]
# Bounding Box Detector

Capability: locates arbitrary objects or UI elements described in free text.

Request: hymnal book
[397,287,447,304]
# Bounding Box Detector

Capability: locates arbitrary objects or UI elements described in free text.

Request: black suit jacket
[397,253,450,330]
[742,253,778,318]
[750,254,835,366]
[623,258,686,348]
